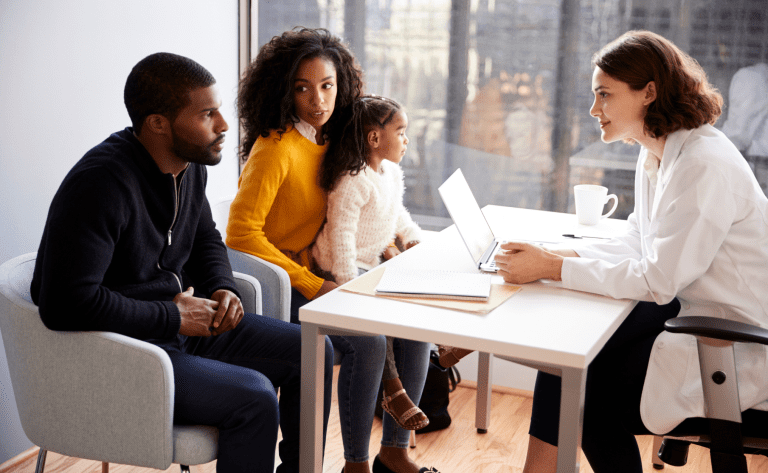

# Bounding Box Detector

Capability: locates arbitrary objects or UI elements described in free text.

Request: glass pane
[257,0,768,230]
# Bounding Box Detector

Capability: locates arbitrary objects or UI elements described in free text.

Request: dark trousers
[529,299,681,473]
[156,313,334,473]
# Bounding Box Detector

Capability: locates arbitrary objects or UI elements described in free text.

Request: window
[256,0,768,230]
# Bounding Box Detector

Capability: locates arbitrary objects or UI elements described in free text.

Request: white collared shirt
[643,152,660,189]
[561,124,768,433]
[294,119,322,145]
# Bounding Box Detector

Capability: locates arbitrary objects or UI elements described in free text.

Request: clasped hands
[175,287,244,337]
[493,242,566,284]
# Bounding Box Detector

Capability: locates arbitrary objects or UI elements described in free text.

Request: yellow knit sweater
[226,127,327,299]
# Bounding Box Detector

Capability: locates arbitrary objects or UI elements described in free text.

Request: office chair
[0,253,267,472]
[651,316,768,472]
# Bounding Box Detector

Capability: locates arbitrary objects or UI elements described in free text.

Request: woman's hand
[314,280,339,299]
[494,242,565,284]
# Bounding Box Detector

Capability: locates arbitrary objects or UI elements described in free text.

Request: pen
[562,234,611,240]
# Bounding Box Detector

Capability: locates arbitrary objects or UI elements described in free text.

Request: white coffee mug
[574,185,618,225]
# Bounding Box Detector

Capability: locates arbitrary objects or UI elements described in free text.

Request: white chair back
[211,195,236,242]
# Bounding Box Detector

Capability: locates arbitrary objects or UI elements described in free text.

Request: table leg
[300,322,326,473]
[556,367,586,473]
[475,352,493,433]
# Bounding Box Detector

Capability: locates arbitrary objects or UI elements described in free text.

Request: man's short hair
[124,52,216,134]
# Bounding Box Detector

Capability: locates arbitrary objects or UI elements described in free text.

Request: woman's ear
[643,81,657,106]
[367,129,379,149]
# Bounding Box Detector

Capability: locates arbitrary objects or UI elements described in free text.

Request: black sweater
[31,128,238,341]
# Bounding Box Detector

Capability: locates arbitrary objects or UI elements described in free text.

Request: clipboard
[339,266,521,314]
[374,267,491,301]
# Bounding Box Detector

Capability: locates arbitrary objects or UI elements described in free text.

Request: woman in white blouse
[496,30,768,473]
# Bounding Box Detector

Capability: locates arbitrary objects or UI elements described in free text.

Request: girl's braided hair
[320,95,402,191]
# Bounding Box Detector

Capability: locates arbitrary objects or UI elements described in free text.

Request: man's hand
[314,280,339,299]
[209,289,244,336]
[175,287,218,337]
[494,242,565,284]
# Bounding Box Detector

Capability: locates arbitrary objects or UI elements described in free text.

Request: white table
[300,206,636,473]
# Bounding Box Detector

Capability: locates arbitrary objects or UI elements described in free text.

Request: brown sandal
[381,388,430,431]
[437,345,473,368]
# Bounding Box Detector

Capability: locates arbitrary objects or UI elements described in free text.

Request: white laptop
[438,169,504,273]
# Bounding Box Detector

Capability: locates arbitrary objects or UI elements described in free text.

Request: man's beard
[171,129,224,166]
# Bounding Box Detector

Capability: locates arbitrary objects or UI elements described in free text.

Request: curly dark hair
[320,95,402,191]
[124,52,216,134]
[592,30,723,140]
[237,27,364,163]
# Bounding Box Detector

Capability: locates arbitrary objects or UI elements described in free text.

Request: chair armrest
[665,316,760,424]
[227,248,291,322]
[232,271,262,315]
[0,254,174,468]
[665,316,768,346]
[2,308,175,469]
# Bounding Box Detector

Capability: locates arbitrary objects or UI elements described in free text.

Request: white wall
[0,0,240,463]
[454,351,537,393]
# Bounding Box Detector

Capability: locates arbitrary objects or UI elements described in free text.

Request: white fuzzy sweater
[313,160,422,284]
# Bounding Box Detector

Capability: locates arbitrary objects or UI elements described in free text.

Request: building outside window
[257,0,768,230]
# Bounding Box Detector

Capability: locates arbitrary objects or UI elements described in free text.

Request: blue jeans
[291,288,430,462]
[155,313,334,473]
[529,299,681,473]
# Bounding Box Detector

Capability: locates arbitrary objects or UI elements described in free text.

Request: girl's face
[590,66,653,144]
[293,56,337,134]
[371,110,409,166]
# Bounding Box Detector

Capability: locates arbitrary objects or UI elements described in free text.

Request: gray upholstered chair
[211,196,356,366]
[0,253,266,472]
[211,196,291,323]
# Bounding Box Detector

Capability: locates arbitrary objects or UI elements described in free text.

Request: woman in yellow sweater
[228,28,438,473]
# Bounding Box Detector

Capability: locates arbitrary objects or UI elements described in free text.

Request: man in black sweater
[30,52,333,473]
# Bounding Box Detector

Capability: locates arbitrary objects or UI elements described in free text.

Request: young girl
[312,95,471,431]
[229,29,438,473]
[312,95,428,431]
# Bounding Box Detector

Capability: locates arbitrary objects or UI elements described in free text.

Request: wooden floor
[4,365,768,473]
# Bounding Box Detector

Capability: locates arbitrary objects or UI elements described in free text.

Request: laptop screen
[438,169,496,264]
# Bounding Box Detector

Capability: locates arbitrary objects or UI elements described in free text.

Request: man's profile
[30,52,332,473]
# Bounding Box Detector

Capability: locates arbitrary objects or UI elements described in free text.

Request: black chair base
[658,439,690,467]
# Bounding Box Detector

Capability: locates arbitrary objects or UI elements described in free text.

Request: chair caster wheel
[658,439,690,467]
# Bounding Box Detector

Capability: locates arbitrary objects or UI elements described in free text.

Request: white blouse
[561,124,768,434]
